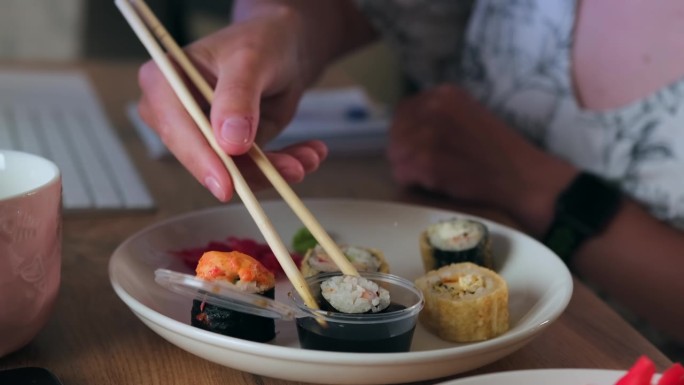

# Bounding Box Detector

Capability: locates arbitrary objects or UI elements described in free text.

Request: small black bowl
[292,272,424,353]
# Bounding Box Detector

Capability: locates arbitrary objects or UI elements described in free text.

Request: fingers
[210,49,264,155]
[138,60,234,202]
[278,139,328,174]
[387,96,441,190]
[234,140,328,190]
[136,15,313,202]
[386,110,416,166]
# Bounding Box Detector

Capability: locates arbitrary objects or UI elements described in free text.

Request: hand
[386,84,578,236]
[137,6,324,201]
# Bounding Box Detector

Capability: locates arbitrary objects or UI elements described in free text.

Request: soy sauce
[296,303,417,353]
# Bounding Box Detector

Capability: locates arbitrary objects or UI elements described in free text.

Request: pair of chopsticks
[115,0,359,311]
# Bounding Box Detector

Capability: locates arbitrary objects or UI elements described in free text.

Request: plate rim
[436,368,629,384]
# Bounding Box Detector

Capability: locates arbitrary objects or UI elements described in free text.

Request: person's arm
[516,172,684,344]
[387,84,684,343]
[137,0,376,201]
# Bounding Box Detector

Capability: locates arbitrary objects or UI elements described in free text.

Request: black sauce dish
[292,272,425,353]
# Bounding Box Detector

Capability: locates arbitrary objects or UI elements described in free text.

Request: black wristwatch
[542,172,623,265]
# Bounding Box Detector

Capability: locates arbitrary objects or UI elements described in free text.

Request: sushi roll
[319,274,390,314]
[414,262,509,342]
[190,250,276,342]
[419,218,492,272]
[300,244,390,278]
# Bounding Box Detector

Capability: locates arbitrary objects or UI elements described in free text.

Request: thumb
[210,67,262,155]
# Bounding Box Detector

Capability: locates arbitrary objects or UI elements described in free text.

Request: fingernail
[220,117,251,145]
[204,176,225,201]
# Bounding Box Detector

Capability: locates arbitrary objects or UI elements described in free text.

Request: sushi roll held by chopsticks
[191,250,276,342]
[319,274,391,314]
[420,218,493,272]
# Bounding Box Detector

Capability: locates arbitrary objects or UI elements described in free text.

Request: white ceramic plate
[109,199,573,384]
[437,368,648,385]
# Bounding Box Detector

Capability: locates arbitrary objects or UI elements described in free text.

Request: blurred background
[1,0,232,60]
[0,0,402,105]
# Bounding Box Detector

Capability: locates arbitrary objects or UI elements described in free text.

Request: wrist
[541,172,624,265]
[229,4,320,85]
[233,1,375,86]
[508,159,579,239]
[232,1,301,21]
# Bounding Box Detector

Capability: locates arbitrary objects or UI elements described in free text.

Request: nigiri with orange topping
[191,250,276,342]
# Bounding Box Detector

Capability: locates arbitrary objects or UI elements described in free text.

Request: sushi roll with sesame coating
[420,218,493,272]
[190,250,276,342]
[300,244,390,278]
[415,262,509,342]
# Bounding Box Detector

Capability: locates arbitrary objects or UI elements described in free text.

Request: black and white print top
[355,0,684,230]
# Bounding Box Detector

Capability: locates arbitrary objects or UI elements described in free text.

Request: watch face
[558,173,623,234]
[544,172,623,262]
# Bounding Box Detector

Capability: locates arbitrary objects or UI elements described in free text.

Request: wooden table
[0,61,673,385]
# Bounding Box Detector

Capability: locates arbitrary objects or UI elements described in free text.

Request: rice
[320,275,390,314]
[306,244,385,275]
[426,219,486,251]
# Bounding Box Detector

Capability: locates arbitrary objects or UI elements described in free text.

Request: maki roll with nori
[191,250,276,342]
[420,218,492,272]
[300,244,390,278]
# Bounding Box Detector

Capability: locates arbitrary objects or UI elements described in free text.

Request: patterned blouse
[355,0,684,230]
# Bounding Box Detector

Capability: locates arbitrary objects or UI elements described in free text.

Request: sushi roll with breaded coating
[415,262,509,342]
[300,244,390,278]
[191,250,276,342]
[420,218,493,272]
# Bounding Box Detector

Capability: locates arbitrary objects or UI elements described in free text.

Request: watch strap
[542,172,623,265]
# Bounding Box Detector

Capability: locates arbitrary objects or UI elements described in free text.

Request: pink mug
[0,150,62,357]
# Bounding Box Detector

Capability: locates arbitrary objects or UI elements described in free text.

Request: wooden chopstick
[114,0,323,311]
[127,0,360,278]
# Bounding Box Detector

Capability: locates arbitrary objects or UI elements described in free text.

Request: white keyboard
[0,70,154,212]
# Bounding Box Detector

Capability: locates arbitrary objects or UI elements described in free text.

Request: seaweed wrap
[415,262,509,342]
[420,218,492,272]
[190,250,276,342]
[300,244,390,278]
